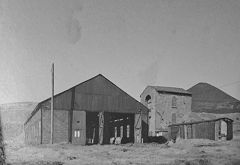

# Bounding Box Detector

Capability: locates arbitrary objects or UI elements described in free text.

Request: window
[145,95,152,109]
[146,95,152,119]
[156,132,163,137]
[74,130,81,138]
[172,96,177,108]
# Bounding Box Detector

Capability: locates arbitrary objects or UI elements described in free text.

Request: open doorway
[86,112,135,145]
[105,112,134,144]
[86,112,99,145]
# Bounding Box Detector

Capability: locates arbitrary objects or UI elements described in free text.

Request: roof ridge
[150,86,191,94]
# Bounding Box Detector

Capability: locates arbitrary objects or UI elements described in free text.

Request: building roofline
[25,74,149,125]
[140,85,192,97]
[168,117,233,127]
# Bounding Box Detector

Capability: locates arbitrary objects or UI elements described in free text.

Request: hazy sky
[0,0,240,104]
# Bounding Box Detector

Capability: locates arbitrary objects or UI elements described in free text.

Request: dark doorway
[86,112,99,145]
[86,112,135,145]
[105,112,134,144]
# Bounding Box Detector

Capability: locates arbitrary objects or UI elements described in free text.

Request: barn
[168,117,233,141]
[24,74,149,145]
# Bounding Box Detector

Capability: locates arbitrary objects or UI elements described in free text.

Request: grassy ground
[4,135,240,165]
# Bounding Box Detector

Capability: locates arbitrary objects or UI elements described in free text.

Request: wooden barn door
[99,112,104,144]
[134,112,142,143]
[72,111,86,145]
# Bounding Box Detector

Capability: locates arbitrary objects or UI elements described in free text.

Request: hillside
[188,82,240,113]
[0,102,37,141]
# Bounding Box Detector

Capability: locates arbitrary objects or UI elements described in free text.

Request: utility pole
[50,63,54,144]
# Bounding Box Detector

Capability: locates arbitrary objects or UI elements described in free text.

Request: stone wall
[141,87,192,136]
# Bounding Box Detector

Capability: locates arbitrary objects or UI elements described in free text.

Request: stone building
[141,86,192,137]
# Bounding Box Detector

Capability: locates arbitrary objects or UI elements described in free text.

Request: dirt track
[4,135,240,165]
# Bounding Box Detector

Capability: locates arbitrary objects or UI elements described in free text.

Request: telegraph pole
[50,63,54,144]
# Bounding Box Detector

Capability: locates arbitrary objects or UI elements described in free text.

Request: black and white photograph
[0,0,240,164]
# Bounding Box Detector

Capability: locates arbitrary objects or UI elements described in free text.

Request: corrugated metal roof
[25,74,149,125]
[168,117,233,127]
[149,86,191,95]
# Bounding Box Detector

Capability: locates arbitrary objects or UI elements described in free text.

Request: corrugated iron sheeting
[25,74,149,125]
[169,118,233,141]
[194,121,215,140]
[74,75,148,113]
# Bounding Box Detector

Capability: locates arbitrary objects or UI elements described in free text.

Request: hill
[0,102,37,142]
[188,82,240,113]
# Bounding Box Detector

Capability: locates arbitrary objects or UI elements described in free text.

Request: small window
[145,95,152,109]
[172,96,177,108]
[74,130,81,138]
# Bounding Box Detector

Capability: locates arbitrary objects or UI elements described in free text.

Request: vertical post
[50,63,54,144]
[69,88,75,143]
[184,125,187,139]
[99,112,104,144]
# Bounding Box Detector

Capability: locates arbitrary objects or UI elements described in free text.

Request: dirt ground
[3,135,240,165]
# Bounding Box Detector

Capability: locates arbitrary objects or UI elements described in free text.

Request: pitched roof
[25,74,149,125]
[149,86,191,95]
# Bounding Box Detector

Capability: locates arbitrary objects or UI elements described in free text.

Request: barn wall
[192,121,215,140]
[54,90,72,110]
[74,75,148,114]
[169,121,216,141]
[24,108,41,145]
[42,109,69,144]
[215,121,220,140]
[74,93,145,114]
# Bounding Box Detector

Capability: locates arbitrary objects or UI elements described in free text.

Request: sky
[0,0,240,104]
